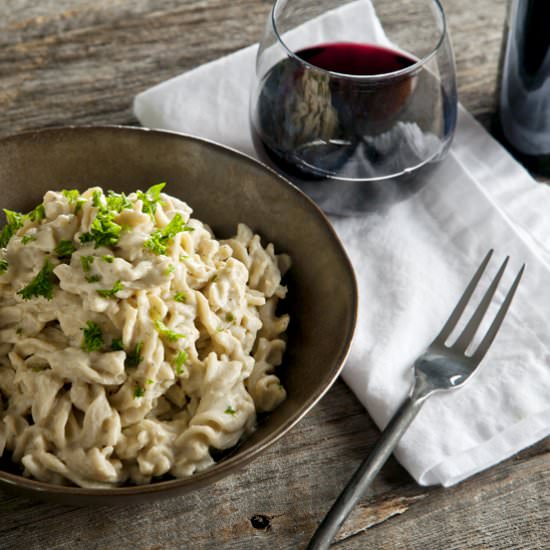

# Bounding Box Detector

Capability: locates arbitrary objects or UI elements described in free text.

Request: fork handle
[307,393,425,550]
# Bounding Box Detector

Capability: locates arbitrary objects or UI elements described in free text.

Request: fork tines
[435,249,525,361]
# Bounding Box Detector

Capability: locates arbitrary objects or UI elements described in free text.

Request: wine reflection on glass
[249,0,458,215]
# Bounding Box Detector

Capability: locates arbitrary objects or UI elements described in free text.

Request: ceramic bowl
[0,127,357,504]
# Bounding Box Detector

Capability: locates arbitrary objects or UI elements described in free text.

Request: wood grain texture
[0,1,549,549]
[0,0,506,137]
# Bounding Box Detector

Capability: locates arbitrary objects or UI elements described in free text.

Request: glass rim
[270,0,448,81]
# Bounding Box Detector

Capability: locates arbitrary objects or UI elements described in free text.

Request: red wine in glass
[250,41,456,213]
[297,42,415,75]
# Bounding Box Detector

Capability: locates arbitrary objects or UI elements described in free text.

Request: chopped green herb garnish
[154,320,184,341]
[81,321,103,352]
[164,264,175,276]
[17,260,56,300]
[62,189,80,203]
[91,190,103,208]
[133,386,145,399]
[62,190,86,213]
[224,406,237,416]
[80,255,94,272]
[21,234,36,245]
[179,254,189,261]
[146,378,154,385]
[278,383,285,391]
[210,274,218,282]
[79,191,125,249]
[27,203,45,223]
[125,341,143,368]
[79,208,122,248]
[174,350,188,376]
[177,350,187,364]
[16,327,23,335]
[75,199,86,213]
[144,213,193,255]
[106,190,132,213]
[0,259,8,274]
[85,274,102,283]
[0,209,24,248]
[111,338,124,351]
[101,255,114,263]
[96,280,123,298]
[225,312,235,323]
[55,239,76,258]
[174,291,187,303]
[137,183,166,218]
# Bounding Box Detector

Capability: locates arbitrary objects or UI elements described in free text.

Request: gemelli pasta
[0,185,290,488]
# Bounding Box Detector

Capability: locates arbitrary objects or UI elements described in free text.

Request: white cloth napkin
[134,1,550,486]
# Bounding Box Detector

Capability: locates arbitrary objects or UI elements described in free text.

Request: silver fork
[307,250,525,550]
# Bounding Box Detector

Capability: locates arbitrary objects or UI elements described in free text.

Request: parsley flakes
[17,260,56,301]
[96,280,123,298]
[79,189,131,249]
[174,291,187,303]
[80,255,94,272]
[145,213,193,255]
[81,321,103,352]
[224,406,237,416]
[137,182,166,218]
[1,205,45,249]
[62,189,86,213]
[105,190,132,213]
[174,350,188,375]
[133,386,145,399]
[91,190,103,208]
[0,209,24,248]
[79,209,122,248]
[125,342,143,368]
[21,234,36,245]
[55,239,76,258]
[111,338,124,351]
[62,189,81,202]
[154,320,184,341]
[27,203,45,223]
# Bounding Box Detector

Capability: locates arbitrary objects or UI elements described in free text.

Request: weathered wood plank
[0,0,506,138]
[341,443,550,550]
[0,0,273,138]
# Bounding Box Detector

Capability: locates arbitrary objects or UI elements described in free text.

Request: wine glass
[249,0,457,215]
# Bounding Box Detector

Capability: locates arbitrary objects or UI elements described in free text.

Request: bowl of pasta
[0,126,357,504]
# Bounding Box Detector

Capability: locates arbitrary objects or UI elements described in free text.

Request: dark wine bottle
[497,0,550,176]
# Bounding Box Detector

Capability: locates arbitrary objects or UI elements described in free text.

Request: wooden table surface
[1,1,548,549]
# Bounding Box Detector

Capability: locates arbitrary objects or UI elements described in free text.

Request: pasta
[0,185,290,487]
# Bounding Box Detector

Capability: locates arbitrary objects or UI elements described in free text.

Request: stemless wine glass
[249,0,457,214]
